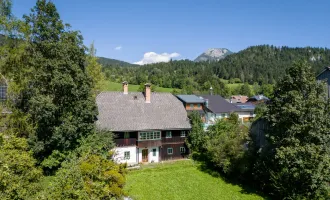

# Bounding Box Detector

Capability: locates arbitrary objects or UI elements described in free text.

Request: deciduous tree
[18,0,98,166]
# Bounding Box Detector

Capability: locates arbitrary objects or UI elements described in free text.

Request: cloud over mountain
[134,52,180,65]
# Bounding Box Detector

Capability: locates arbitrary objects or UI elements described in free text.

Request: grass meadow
[124,160,264,200]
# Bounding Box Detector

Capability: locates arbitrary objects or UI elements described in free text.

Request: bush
[205,113,249,174]
[0,134,42,200]
[35,131,127,199]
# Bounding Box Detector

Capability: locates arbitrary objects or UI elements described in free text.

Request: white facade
[205,111,255,125]
[138,146,160,163]
[206,112,229,124]
[113,146,138,165]
[236,111,255,123]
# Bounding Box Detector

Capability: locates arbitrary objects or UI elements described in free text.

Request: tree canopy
[14,0,98,165]
[0,1,126,199]
[253,61,330,199]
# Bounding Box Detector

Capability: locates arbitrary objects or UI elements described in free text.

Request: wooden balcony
[137,140,162,148]
[115,138,137,146]
[162,136,186,144]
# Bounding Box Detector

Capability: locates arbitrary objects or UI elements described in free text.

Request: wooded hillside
[102,46,330,96]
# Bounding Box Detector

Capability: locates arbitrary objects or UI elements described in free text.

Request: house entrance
[142,149,148,162]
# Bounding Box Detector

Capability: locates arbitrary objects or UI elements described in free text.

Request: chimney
[209,86,213,95]
[122,81,128,94]
[145,83,151,103]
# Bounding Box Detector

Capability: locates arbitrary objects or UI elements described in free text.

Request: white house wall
[236,111,255,118]
[113,146,137,165]
[205,111,255,124]
[138,147,160,163]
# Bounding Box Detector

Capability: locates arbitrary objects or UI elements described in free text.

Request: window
[124,132,130,139]
[221,113,226,118]
[167,148,173,155]
[166,131,172,138]
[190,104,194,109]
[180,131,186,137]
[197,103,201,108]
[180,147,185,153]
[139,131,161,141]
[124,151,130,160]
[153,149,156,156]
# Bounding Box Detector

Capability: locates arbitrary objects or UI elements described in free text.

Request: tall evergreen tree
[86,42,105,96]
[17,0,97,164]
[254,61,330,199]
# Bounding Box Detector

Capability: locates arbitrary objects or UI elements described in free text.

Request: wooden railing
[115,138,137,146]
[137,140,162,148]
[162,136,186,144]
[114,137,187,147]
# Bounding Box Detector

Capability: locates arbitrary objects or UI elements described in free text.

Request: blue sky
[12,0,330,64]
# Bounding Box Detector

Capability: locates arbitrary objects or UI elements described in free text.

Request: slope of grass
[124,160,264,200]
[101,81,254,95]
[101,81,176,93]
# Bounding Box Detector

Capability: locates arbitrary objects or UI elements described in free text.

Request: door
[142,149,148,162]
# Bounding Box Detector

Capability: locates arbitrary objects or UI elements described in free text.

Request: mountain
[97,57,136,67]
[194,48,233,62]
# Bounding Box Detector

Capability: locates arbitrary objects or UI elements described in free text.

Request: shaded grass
[124,160,264,200]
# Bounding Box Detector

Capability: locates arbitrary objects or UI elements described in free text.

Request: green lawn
[124,160,264,200]
[101,81,175,93]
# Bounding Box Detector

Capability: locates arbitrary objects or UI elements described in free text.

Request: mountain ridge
[97,56,136,67]
[194,48,233,62]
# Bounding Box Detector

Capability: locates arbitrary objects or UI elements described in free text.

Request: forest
[102,45,330,97]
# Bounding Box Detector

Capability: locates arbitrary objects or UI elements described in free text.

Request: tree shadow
[192,153,271,199]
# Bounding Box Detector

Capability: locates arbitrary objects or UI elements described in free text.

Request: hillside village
[1,1,330,200]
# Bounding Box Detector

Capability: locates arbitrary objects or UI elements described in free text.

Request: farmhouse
[96,82,191,165]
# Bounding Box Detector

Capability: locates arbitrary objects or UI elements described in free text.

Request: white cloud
[114,45,122,50]
[134,52,180,65]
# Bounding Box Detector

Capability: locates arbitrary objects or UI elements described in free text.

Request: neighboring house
[176,94,256,127]
[230,95,249,103]
[247,94,269,105]
[316,66,330,98]
[235,103,256,123]
[176,95,207,122]
[0,74,8,104]
[96,82,191,165]
[0,74,11,114]
[200,95,255,124]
